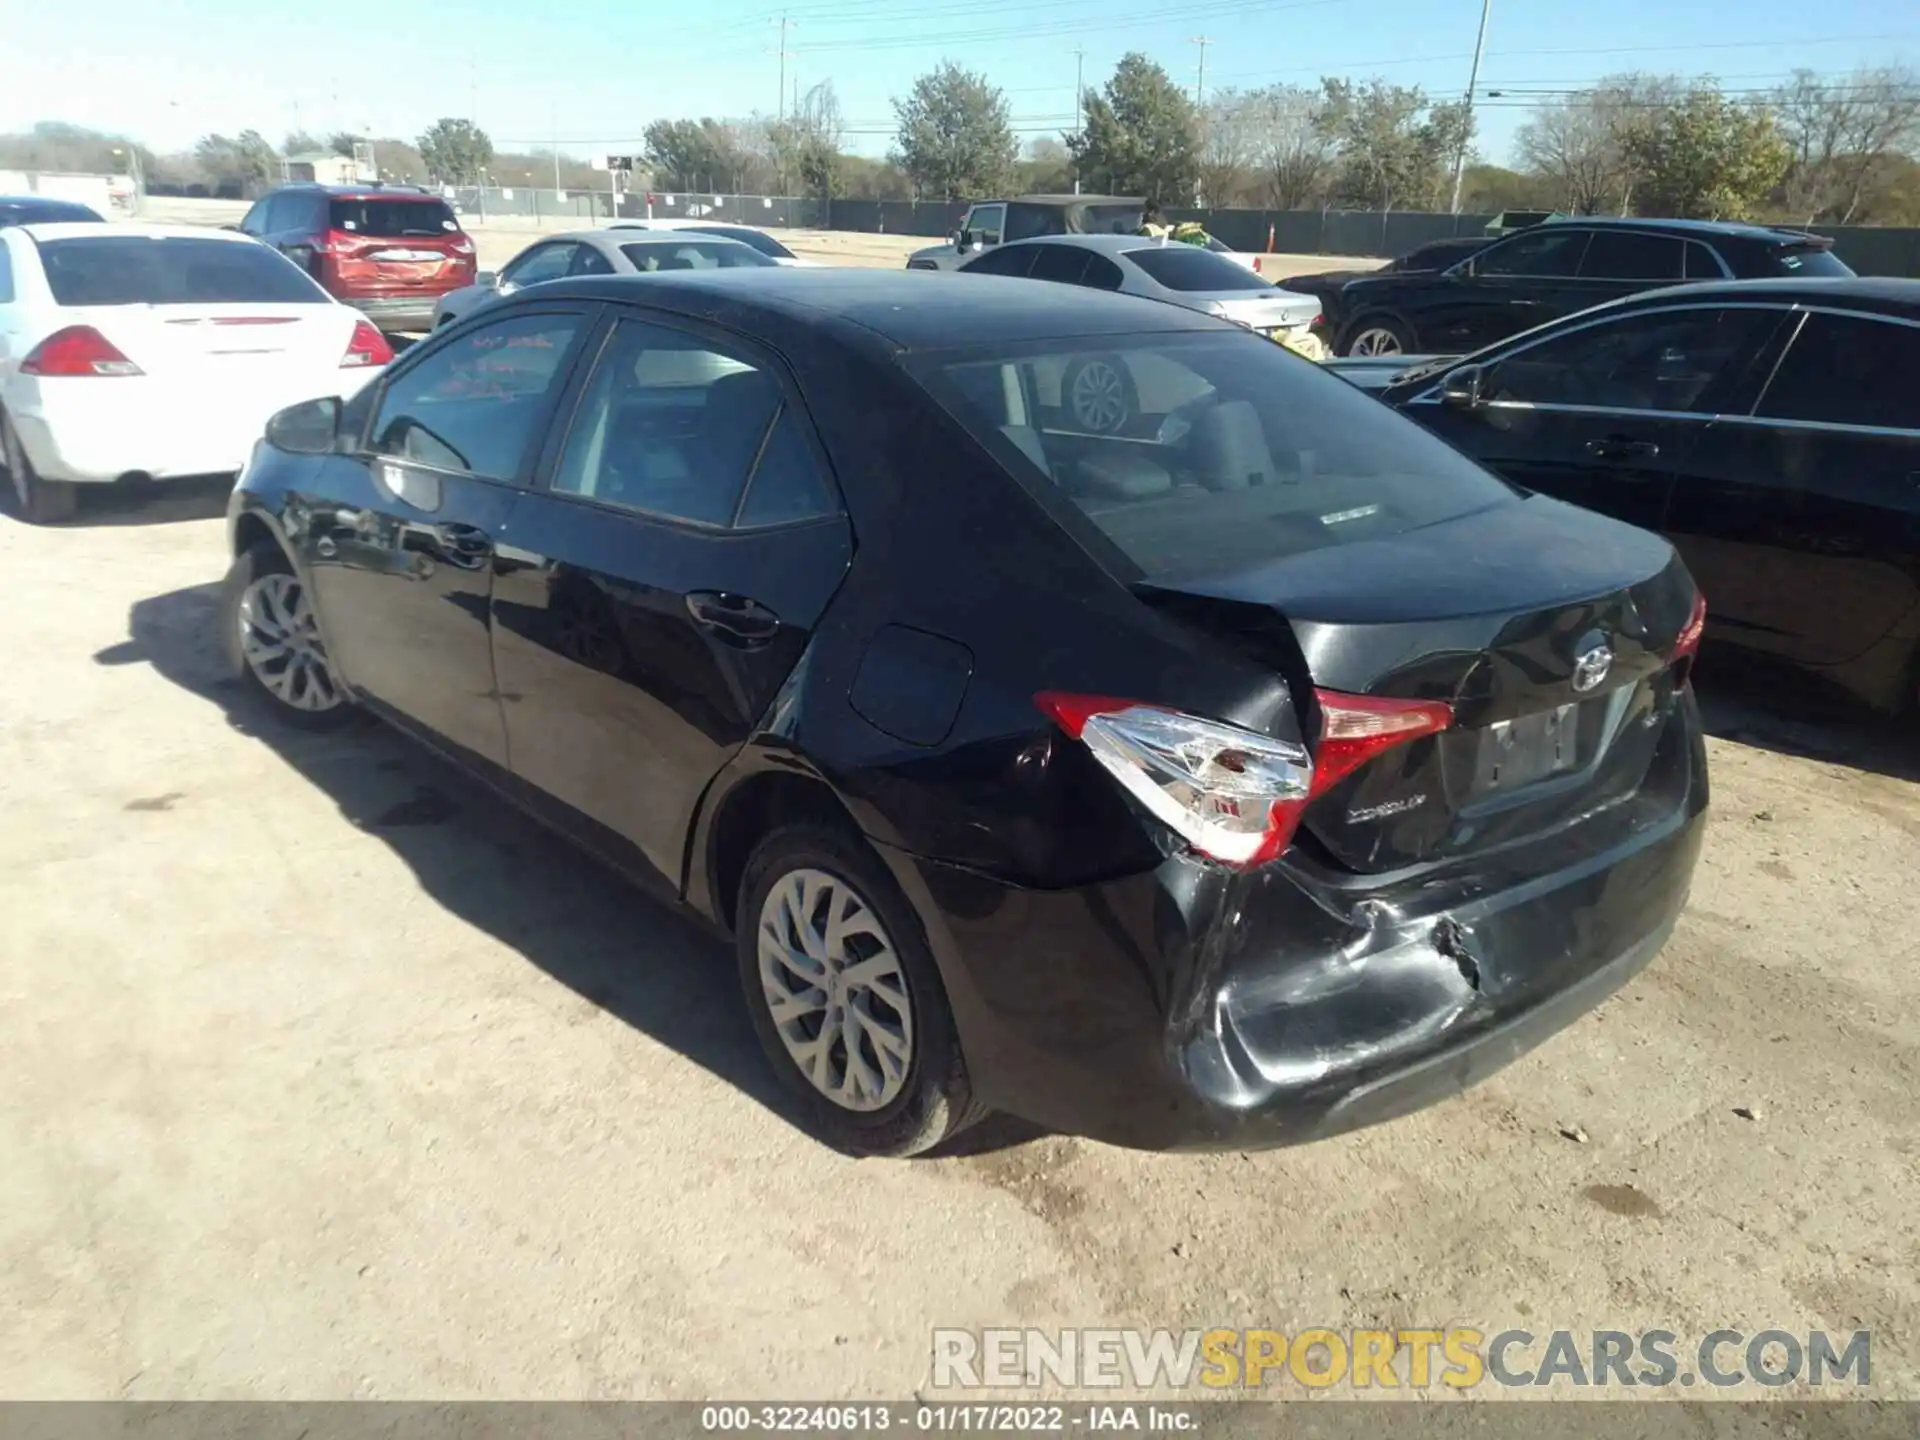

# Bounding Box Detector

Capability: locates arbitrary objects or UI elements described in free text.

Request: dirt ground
[1,475,1916,1405]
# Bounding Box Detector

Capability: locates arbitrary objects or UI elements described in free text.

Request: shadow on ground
[104,581,1043,1160]
[1693,644,1920,785]
[2,475,235,529]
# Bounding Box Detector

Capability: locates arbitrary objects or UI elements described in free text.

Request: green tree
[1620,88,1791,220]
[890,62,1017,201]
[1069,53,1198,203]
[643,118,745,191]
[417,118,494,185]
[1014,136,1075,194]
[283,130,325,157]
[194,130,279,190]
[1319,79,1471,211]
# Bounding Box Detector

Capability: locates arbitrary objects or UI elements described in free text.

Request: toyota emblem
[1571,638,1614,693]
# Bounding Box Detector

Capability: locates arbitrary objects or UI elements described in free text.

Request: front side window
[554,318,808,526]
[1474,228,1591,278]
[370,313,583,478]
[1483,307,1777,414]
[914,331,1515,581]
[502,243,578,287]
[1754,312,1920,430]
[966,204,1007,245]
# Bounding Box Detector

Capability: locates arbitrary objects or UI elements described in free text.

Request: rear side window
[619,241,776,271]
[1002,205,1057,242]
[1081,255,1126,291]
[736,409,839,527]
[37,237,326,305]
[1771,245,1853,278]
[1081,204,1144,234]
[1484,307,1777,413]
[328,198,460,237]
[913,332,1515,581]
[1578,231,1685,281]
[1029,246,1093,285]
[1754,312,1920,430]
[1124,245,1268,292]
[371,313,583,478]
[961,245,1038,278]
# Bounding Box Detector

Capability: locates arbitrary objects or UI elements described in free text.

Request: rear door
[1572,228,1688,309]
[1666,307,1920,667]
[1409,303,1785,535]
[298,304,597,766]
[491,310,852,891]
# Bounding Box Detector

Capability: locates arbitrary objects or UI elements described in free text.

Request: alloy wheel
[1349,327,1405,357]
[757,867,914,1113]
[237,572,342,713]
[1069,360,1130,433]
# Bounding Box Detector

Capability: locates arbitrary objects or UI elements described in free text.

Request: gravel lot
[0,214,1914,1408]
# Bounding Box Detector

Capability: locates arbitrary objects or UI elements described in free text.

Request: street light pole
[1448,0,1492,216]
[1072,46,1085,195]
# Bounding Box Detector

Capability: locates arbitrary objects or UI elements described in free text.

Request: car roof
[1617,275,1920,318]
[1547,215,1832,245]
[1007,193,1142,207]
[17,221,257,243]
[596,229,757,247]
[527,268,1225,351]
[273,183,445,197]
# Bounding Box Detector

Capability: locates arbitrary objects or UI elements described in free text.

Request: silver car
[956,234,1324,353]
[429,228,777,329]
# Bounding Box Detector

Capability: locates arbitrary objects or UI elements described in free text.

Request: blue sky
[5,0,1916,167]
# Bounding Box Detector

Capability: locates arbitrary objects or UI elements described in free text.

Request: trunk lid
[1139,497,1698,872]
[62,303,353,387]
[1208,291,1322,333]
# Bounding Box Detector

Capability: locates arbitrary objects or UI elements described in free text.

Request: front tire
[2,414,78,524]
[737,824,983,1157]
[221,540,354,728]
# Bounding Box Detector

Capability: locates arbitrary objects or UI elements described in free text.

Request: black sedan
[1329,217,1851,357]
[1331,276,1920,715]
[223,269,1707,1155]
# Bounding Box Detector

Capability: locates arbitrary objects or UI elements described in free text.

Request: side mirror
[957,229,978,252]
[1439,364,1488,411]
[476,270,499,289]
[264,396,343,455]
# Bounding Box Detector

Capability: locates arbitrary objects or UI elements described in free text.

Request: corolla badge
[1571,636,1614,693]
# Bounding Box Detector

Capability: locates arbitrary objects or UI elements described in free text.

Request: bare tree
[1195,90,1259,205]
[1772,66,1920,224]
[1245,84,1331,209]
[1515,94,1625,213]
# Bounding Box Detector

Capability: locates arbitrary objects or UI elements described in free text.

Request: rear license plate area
[1470,702,1585,793]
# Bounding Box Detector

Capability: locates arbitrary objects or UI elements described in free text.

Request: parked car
[1327,276,1920,713]
[236,183,477,333]
[223,268,1706,1155]
[1279,235,1498,312]
[606,219,816,266]
[957,235,1326,382]
[0,196,105,227]
[909,196,1261,275]
[430,229,778,328]
[0,223,390,523]
[1328,217,1853,357]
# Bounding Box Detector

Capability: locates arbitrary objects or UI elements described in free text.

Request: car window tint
[328,198,460,236]
[915,332,1515,580]
[1755,312,1920,430]
[1028,246,1092,284]
[618,241,776,271]
[1002,204,1054,242]
[684,225,793,259]
[969,204,1006,244]
[370,314,582,479]
[1771,245,1853,277]
[1683,242,1723,279]
[570,244,616,276]
[503,243,576,286]
[1080,254,1126,291]
[553,319,777,525]
[963,245,1038,277]
[1578,230,1685,281]
[1124,244,1269,292]
[1485,307,1774,413]
[36,236,326,305]
[735,407,840,527]
[1474,228,1591,278]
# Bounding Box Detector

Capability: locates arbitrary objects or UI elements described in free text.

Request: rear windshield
[38,237,326,306]
[0,199,104,226]
[1125,244,1270,292]
[913,332,1514,581]
[329,198,461,237]
[684,225,795,260]
[619,241,778,271]
[1771,245,1853,278]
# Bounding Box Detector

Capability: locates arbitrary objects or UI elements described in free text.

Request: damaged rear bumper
[884,701,1707,1152]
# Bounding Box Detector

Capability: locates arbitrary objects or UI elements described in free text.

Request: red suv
[237,183,477,333]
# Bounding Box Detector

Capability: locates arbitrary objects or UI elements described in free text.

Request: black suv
[1330,217,1853,357]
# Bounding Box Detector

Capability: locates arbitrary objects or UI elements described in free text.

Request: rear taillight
[20,326,143,377]
[1670,592,1707,686]
[1037,688,1453,869]
[1310,314,1328,333]
[342,319,394,368]
[449,236,474,256]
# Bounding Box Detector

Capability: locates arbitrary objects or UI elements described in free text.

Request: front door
[1431,226,1594,352]
[297,304,597,766]
[1411,302,1787,537]
[490,311,852,891]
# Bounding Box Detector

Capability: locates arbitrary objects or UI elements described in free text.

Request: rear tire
[2,415,78,525]
[1339,315,1415,358]
[221,540,355,729]
[736,823,984,1157]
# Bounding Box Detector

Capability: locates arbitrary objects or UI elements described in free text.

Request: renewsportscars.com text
[931,1327,1872,1391]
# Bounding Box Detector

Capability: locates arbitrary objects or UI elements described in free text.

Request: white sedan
[604,219,818,266]
[0,223,390,523]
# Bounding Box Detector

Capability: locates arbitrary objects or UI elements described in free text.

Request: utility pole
[1448,0,1491,216]
[551,98,561,192]
[1190,36,1211,108]
[771,14,795,123]
[1072,46,1085,195]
